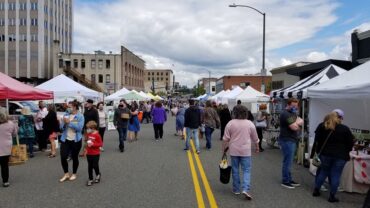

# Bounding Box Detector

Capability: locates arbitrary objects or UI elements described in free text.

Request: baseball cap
[332,109,344,119]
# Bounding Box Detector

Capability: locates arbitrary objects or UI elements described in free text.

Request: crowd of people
[0,97,359,204]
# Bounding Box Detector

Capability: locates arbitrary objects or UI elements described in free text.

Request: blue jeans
[185,128,200,152]
[279,139,297,183]
[314,155,347,195]
[231,156,251,193]
[117,127,127,149]
[205,127,214,149]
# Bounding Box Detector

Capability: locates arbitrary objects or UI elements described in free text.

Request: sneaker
[59,174,70,182]
[69,174,77,181]
[29,154,34,158]
[3,182,10,187]
[337,187,344,192]
[155,139,159,142]
[290,181,300,187]
[242,191,252,200]
[196,150,200,154]
[86,180,93,186]
[184,148,189,151]
[312,188,321,197]
[94,174,101,183]
[281,183,295,189]
[328,195,339,203]
[232,191,241,195]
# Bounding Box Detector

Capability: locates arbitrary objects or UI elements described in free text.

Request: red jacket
[86,132,103,155]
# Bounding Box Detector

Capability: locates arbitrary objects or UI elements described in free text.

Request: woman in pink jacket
[0,107,18,187]
[223,105,259,200]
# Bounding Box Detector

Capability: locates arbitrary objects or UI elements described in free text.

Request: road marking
[190,140,218,208]
[187,149,206,208]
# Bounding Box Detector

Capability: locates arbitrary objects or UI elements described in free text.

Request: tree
[193,85,206,97]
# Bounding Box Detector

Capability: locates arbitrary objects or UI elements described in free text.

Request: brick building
[216,75,272,93]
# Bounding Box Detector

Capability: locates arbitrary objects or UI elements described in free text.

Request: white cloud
[74,0,341,86]
[306,51,329,62]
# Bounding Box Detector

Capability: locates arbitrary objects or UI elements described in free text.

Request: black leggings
[99,127,106,141]
[257,127,264,149]
[87,155,100,180]
[0,155,10,183]
[153,124,164,139]
[60,140,82,174]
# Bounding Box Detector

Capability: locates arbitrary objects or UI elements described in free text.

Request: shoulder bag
[312,130,333,167]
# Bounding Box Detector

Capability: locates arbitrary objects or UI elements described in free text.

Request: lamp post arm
[229,4,265,15]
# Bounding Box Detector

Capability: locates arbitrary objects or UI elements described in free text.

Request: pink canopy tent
[0,72,53,101]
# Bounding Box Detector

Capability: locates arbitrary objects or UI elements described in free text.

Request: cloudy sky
[74,0,370,87]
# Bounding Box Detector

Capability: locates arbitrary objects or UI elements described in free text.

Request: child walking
[85,121,103,186]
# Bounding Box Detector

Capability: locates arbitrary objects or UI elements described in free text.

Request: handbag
[9,136,28,166]
[255,120,267,128]
[219,147,232,184]
[312,131,333,167]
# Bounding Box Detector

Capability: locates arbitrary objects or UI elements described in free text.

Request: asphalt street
[0,116,365,208]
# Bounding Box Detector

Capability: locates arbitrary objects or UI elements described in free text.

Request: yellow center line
[187,149,206,208]
[190,140,218,208]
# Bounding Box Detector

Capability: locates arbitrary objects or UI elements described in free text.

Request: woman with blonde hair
[312,109,354,203]
[0,107,18,187]
[18,106,36,158]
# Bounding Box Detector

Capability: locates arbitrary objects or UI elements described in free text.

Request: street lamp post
[229,3,266,93]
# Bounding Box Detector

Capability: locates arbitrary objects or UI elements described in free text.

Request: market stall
[36,74,101,103]
[307,61,370,193]
[105,87,130,101]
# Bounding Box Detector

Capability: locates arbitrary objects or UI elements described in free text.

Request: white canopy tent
[221,86,243,104]
[105,87,130,101]
[138,91,151,100]
[228,86,270,113]
[307,61,370,149]
[271,64,347,99]
[36,74,101,103]
[210,90,225,101]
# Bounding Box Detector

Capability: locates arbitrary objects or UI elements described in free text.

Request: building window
[73,59,78,68]
[212,86,216,92]
[148,77,150,81]
[272,81,284,90]
[0,34,5,42]
[157,72,159,75]
[44,5,48,14]
[31,19,38,26]
[59,59,63,68]
[8,34,16,42]
[31,34,37,42]
[98,74,103,83]
[166,78,168,81]
[0,19,4,26]
[19,18,27,26]
[161,78,163,81]
[0,3,4,11]
[31,2,38,10]
[20,2,27,10]
[44,21,48,29]
[157,77,159,81]
[166,72,168,76]
[98,60,103,69]
[8,2,16,10]
[91,59,96,69]
[161,72,163,76]
[106,74,111,83]
[106,60,110,69]
[81,59,86,68]
[91,74,96,83]
[20,34,27,42]
[152,72,154,75]
[148,72,150,76]
[8,18,16,26]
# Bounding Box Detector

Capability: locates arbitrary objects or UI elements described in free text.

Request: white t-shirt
[35,107,48,130]
[66,115,76,141]
[98,110,107,128]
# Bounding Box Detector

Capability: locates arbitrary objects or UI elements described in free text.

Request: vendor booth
[221,86,243,105]
[105,87,130,101]
[0,72,53,101]
[36,74,101,103]
[307,61,370,193]
[269,64,348,163]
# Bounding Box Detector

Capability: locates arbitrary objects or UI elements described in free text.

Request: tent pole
[6,99,9,112]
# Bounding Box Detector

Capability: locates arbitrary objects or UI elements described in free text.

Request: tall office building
[0,0,72,82]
